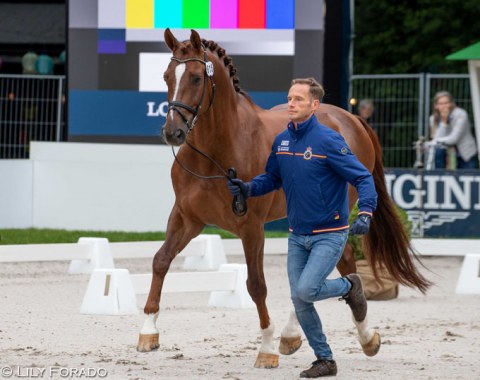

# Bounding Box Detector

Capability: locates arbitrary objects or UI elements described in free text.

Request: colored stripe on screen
[210,0,237,28]
[183,0,209,28]
[154,0,182,28]
[126,0,154,28]
[238,0,265,28]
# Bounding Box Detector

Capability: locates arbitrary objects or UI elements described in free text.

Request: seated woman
[429,91,478,169]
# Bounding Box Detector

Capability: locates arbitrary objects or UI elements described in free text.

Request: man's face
[287,84,319,124]
[359,105,374,119]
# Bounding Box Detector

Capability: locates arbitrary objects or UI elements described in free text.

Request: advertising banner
[385,169,480,237]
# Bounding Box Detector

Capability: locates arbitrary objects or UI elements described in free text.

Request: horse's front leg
[137,207,203,352]
[241,227,279,369]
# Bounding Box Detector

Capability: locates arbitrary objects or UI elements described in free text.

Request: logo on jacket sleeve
[303,146,313,160]
[278,140,290,152]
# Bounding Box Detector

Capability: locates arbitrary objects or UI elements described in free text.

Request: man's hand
[349,214,372,235]
[227,178,251,200]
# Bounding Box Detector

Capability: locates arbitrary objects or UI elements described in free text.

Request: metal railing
[0,73,472,165]
[350,73,471,168]
[0,74,66,159]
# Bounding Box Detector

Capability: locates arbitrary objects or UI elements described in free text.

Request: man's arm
[227,144,283,198]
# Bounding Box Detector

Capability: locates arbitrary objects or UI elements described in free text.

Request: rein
[171,142,227,180]
[172,144,247,216]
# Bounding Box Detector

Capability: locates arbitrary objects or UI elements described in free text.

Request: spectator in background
[21,52,37,74]
[358,99,375,124]
[428,91,478,169]
[35,54,54,75]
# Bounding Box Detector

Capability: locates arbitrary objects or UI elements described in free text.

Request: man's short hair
[291,77,324,102]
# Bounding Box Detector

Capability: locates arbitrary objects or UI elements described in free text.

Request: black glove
[227,178,251,200]
[349,214,372,235]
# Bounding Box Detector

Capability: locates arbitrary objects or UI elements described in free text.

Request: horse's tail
[357,116,432,294]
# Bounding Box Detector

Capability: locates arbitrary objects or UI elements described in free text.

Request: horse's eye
[192,76,202,86]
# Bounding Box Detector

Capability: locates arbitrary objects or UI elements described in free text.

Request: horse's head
[161,28,216,146]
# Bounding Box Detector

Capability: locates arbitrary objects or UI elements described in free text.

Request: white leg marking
[141,312,159,335]
[170,63,186,121]
[353,316,375,345]
[281,310,302,338]
[259,322,276,354]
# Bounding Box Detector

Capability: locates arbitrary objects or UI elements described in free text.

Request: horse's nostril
[175,129,185,139]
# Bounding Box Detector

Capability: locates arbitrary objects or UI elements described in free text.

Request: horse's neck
[189,94,259,155]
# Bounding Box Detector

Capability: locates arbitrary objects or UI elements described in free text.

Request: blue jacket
[250,114,377,235]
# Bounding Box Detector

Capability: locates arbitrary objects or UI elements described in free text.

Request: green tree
[354,0,480,74]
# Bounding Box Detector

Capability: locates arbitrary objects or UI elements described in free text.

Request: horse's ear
[190,29,203,53]
[164,28,179,51]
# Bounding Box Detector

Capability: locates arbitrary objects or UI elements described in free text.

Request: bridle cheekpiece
[168,47,216,132]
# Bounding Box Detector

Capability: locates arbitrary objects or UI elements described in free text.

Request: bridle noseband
[168,48,216,133]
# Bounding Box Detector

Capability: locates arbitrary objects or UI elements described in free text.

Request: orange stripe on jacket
[288,225,349,234]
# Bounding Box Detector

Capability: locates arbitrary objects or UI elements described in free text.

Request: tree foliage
[354,0,480,74]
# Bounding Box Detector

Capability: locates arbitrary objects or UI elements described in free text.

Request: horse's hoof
[361,331,381,357]
[137,333,160,352]
[254,352,279,368]
[278,336,302,355]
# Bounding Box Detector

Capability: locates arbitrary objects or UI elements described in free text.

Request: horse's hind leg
[279,310,302,355]
[280,301,381,358]
[240,227,279,368]
[344,274,381,356]
[279,243,357,356]
[336,242,357,276]
[137,207,203,352]
[352,316,381,357]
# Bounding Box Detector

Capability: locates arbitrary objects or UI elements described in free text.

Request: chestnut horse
[137,29,431,368]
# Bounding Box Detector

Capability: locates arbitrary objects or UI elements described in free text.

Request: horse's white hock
[281,310,301,338]
[353,316,381,356]
[353,316,374,345]
[140,312,159,335]
[279,311,303,355]
[259,322,276,354]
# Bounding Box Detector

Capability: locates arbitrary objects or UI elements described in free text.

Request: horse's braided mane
[201,39,249,97]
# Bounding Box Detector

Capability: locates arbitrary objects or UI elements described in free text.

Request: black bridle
[167,48,247,216]
[168,48,216,133]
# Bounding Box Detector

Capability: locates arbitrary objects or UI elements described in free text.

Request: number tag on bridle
[205,61,214,77]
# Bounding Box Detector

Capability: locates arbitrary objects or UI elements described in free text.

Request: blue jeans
[434,148,447,169]
[457,155,479,169]
[287,231,350,360]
